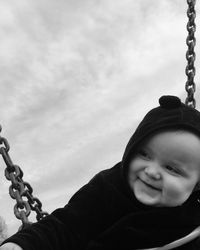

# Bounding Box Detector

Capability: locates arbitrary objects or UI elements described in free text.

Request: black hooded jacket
[3,96,200,250]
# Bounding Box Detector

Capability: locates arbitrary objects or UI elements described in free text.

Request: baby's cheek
[129,158,143,171]
[164,181,192,205]
[127,169,137,184]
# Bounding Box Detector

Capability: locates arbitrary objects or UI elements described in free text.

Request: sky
[0,0,200,236]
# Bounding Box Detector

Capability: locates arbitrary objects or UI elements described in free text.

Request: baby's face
[128,130,200,207]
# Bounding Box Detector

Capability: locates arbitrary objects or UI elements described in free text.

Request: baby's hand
[0,243,23,250]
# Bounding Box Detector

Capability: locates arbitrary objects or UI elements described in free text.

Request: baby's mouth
[140,178,161,191]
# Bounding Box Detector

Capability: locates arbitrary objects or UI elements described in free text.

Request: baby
[1,95,200,250]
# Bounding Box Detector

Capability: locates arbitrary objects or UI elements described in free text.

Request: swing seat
[140,226,200,250]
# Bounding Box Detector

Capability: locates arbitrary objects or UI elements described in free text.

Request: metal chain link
[0,125,48,229]
[185,0,196,108]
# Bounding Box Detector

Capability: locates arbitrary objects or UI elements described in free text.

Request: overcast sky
[0,0,200,235]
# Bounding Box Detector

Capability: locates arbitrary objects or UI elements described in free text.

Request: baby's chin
[132,179,163,206]
[134,192,162,207]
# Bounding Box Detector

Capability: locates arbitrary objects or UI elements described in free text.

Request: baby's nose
[144,163,161,180]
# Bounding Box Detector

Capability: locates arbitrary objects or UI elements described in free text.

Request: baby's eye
[138,150,150,159]
[164,165,180,175]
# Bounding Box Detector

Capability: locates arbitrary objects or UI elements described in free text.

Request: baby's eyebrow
[141,145,152,153]
[137,146,149,153]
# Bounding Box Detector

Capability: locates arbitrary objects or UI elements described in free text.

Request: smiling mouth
[140,179,161,191]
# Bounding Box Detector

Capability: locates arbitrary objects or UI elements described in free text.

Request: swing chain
[185,0,196,108]
[0,127,48,228]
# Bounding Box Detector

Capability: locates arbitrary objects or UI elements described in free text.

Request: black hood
[122,95,200,174]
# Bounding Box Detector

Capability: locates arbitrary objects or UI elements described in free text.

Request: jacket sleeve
[2,173,109,250]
